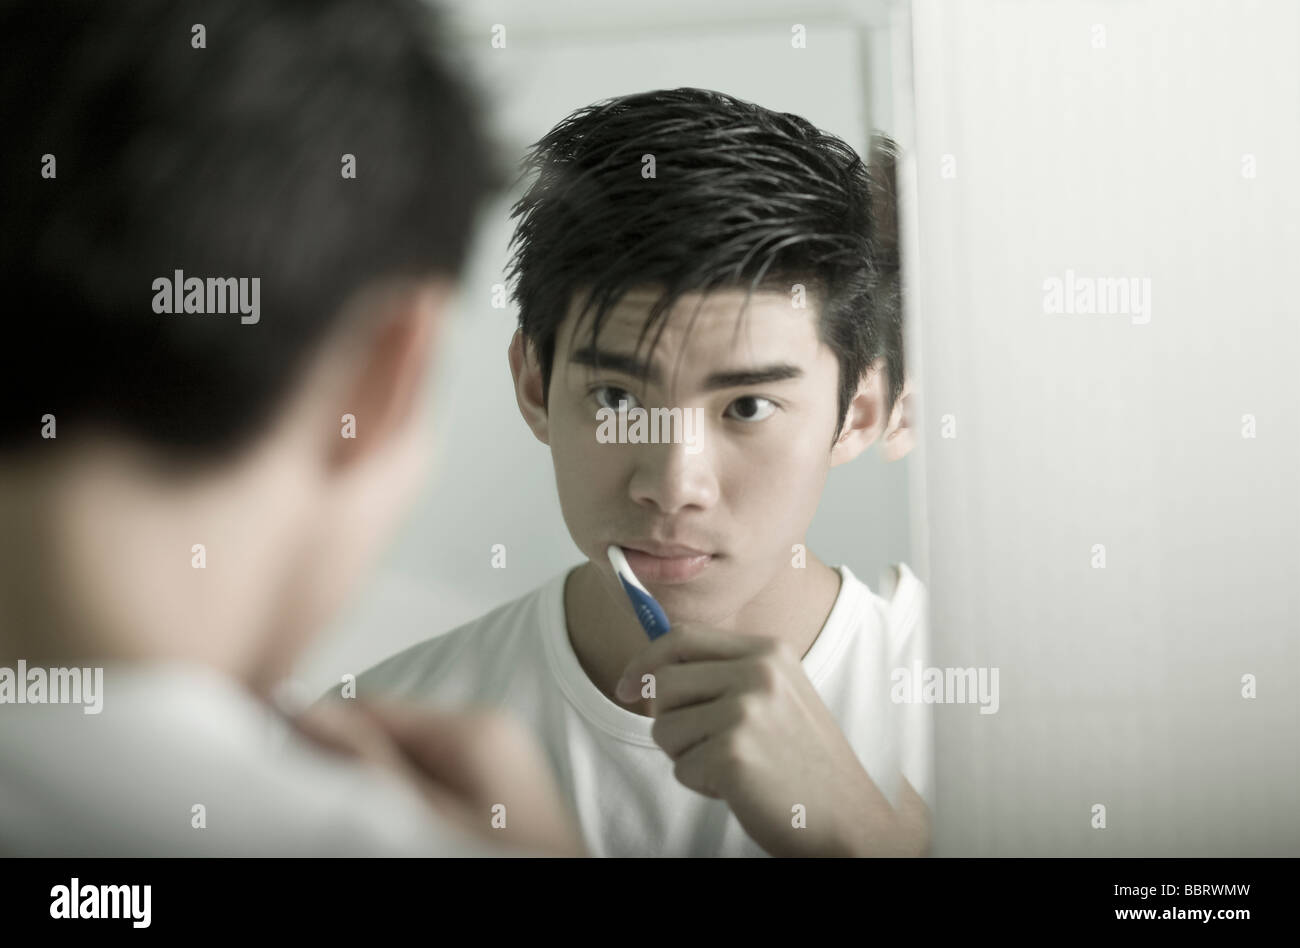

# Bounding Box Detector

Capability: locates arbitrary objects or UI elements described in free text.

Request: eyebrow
[569,346,803,391]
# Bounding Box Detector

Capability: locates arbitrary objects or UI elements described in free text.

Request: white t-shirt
[0,660,519,856]
[355,563,933,857]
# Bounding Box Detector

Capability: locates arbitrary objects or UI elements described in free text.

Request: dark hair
[0,0,500,458]
[506,87,904,441]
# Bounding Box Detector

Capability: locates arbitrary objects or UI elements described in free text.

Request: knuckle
[672,755,697,792]
[733,692,762,726]
[750,656,781,692]
[675,752,718,799]
[719,728,748,769]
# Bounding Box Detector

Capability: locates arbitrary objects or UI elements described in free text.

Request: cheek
[727,424,830,528]
[549,410,624,532]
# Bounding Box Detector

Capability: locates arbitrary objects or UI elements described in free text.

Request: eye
[591,385,641,412]
[725,395,777,422]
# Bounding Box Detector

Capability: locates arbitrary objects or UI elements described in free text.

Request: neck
[0,440,305,699]
[562,551,842,717]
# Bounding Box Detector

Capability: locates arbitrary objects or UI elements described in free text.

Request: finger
[617,623,769,699]
[295,701,468,802]
[670,732,733,799]
[649,660,741,713]
[358,702,561,819]
[359,704,585,854]
[342,703,532,836]
[651,696,740,759]
[352,701,502,795]
[293,701,409,773]
[299,702,561,851]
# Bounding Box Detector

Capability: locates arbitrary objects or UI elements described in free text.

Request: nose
[627,437,719,515]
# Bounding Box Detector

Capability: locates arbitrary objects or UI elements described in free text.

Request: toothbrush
[606,544,671,640]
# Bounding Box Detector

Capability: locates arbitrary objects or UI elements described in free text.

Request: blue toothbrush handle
[618,576,671,640]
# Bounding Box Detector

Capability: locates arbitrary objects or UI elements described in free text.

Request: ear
[879,376,916,462]
[329,280,449,471]
[508,329,551,445]
[829,356,889,468]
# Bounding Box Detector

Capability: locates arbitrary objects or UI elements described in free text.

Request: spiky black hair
[507,87,904,441]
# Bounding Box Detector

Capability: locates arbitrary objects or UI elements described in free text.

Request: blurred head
[0,0,498,684]
[506,88,911,621]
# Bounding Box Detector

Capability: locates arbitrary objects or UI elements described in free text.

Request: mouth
[619,542,716,584]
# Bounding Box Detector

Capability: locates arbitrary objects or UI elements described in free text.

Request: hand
[294,700,588,857]
[615,624,927,857]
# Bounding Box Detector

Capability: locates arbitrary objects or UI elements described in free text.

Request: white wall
[908,0,1300,854]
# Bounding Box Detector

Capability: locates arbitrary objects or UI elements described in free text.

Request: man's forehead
[559,287,819,361]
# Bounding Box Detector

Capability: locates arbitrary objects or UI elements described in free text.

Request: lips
[623,540,710,558]
[620,541,716,584]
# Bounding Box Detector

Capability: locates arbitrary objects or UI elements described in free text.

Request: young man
[354,89,932,857]
[0,0,583,857]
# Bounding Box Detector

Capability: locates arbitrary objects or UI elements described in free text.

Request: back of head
[0,0,499,460]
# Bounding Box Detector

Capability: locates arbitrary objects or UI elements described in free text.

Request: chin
[651,577,745,623]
